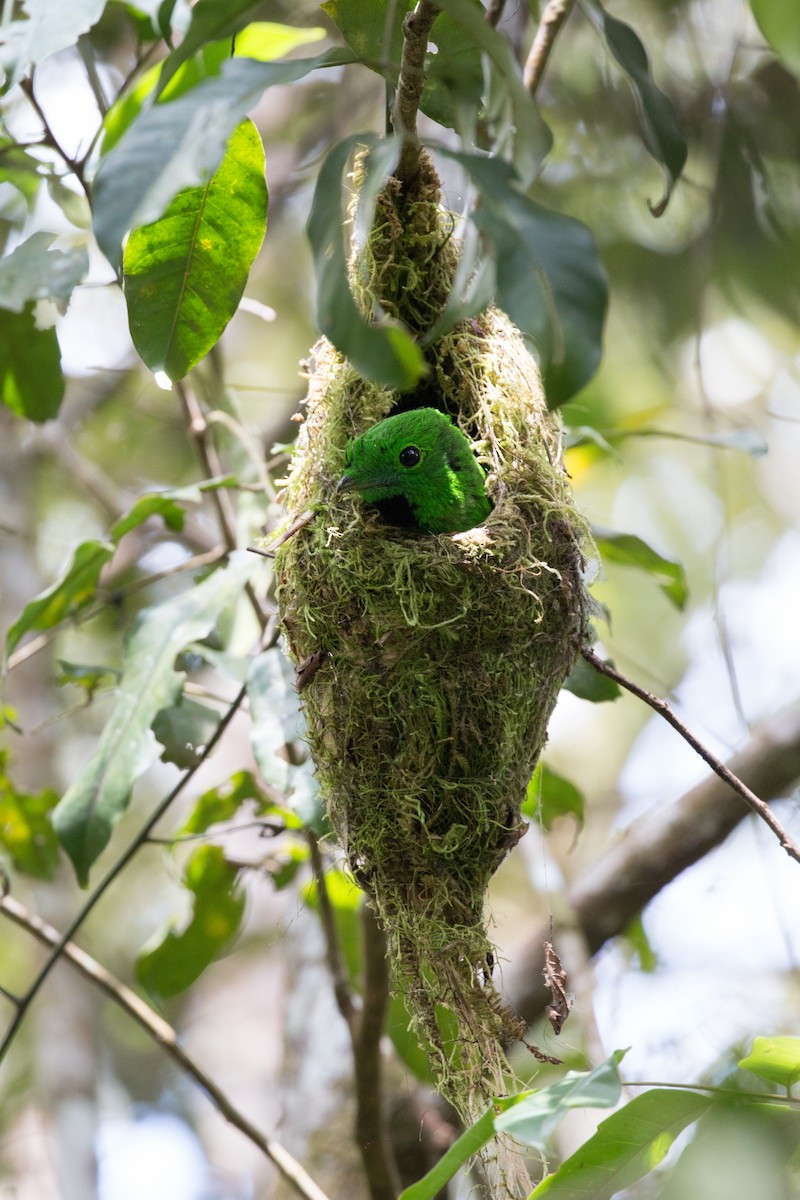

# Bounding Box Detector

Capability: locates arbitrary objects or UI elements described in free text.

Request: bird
[336,407,492,534]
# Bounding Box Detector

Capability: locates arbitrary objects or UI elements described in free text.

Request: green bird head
[336,407,492,535]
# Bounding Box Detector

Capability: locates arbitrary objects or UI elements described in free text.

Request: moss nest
[275,153,589,1131]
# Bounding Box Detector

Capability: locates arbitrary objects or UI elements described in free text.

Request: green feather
[337,408,492,534]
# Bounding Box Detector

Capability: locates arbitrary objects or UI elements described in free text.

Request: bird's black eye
[399,445,421,468]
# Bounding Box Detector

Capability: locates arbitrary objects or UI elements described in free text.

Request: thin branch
[486,0,506,28]
[581,647,800,865]
[354,907,400,1200]
[19,76,90,199]
[0,685,247,1068]
[76,34,109,117]
[506,697,800,1025]
[307,832,357,1029]
[391,0,441,186]
[0,893,332,1200]
[523,0,575,95]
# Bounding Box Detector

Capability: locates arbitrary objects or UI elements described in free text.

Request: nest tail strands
[275,154,589,1146]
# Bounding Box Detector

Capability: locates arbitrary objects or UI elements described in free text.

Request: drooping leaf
[0,753,60,880]
[0,306,64,423]
[52,553,253,886]
[399,1107,498,1200]
[152,698,222,768]
[0,0,107,91]
[435,149,607,406]
[529,1089,714,1197]
[495,1052,625,1146]
[93,49,355,272]
[307,134,426,392]
[562,654,622,702]
[123,118,267,380]
[523,762,585,829]
[578,0,687,216]
[110,494,187,541]
[593,526,688,609]
[750,0,800,77]
[0,232,88,314]
[739,1037,800,1091]
[136,844,245,998]
[6,540,114,656]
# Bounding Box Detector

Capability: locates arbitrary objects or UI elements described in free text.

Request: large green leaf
[0,752,60,880]
[152,698,221,769]
[0,232,88,313]
[52,553,253,886]
[530,1089,714,1197]
[0,0,107,91]
[436,150,607,406]
[136,844,245,998]
[593,526,688,609]
[750,0,800,77]
[739,1037,800,1091]
[579,0,687,216]
[0,306,64,422]
[5,540,114,656]
[306,134,426,391]
[93,49,355,272]
[123,118,266,380]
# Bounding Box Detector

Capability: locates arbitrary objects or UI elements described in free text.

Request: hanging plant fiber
[275,151,589,1136]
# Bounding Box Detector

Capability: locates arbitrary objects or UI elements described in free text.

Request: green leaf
[93,49,355,272]
[56,660,121,698]
[593,526,688,609]
[399,1106,498,1200]
[302,868,363,982]
[523,763,585,829]
[562,654,621,702]
[136,844,245,998]
[6,539,114,656]
[739,1037,800,1091]
[0,232,88,314]
[110,493,187,541]
[495,1052,625,1147]
[0,753,60,880]
[123,117,267,380]
[0,142,43,209]
[750,0,800,77]
[0,306,64,423]
[52,553,253,886]
[152,698,221,768]
[578,0,687,216]
[623,914,658,973]
[0,0,107,90]
[307,135,426,391]
[530,1089,714,1198]
[436,150,607,406]
[183,769,271,835]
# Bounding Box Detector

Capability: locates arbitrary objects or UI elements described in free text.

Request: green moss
[276,152,589,1145]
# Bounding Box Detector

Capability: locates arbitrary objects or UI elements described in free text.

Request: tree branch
[354,907,400,1200]
[506,697,800,1024]
[307,832,357,1030]
[0,893,332,1200]
[391,1,441,187]
[0,685,248,1067]
[523,0,575,95]
[582,647,800,865]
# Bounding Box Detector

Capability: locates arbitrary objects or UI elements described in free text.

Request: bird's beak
[336,473,356,494]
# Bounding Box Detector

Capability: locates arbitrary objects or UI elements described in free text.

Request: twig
[486,0,506,27]
[307,832,357,1028]
[19,76,91,199]
[581,647,800,866]
[261,510,315,557]
[77,34,109,117]
[176,381,269,631]
[392,0,441,186]
[354,907,400,1200]
[0,893,332,1200]
[0,685,247,1068]
[523,0,575,95]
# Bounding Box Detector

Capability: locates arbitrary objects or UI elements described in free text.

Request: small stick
[523,0,575,95]
[581,647,800,866]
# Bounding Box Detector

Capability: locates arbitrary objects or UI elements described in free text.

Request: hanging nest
[275,151,589,1158]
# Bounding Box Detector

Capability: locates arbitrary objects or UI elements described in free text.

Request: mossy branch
[392,0,441,187]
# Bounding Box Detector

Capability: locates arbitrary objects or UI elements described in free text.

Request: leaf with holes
[123,118,266,380]
[136,844,245,998]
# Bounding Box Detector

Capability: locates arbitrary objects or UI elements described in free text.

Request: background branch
[505,698,800,1024]
[523,0,575,94]
[0,893,332,1200]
